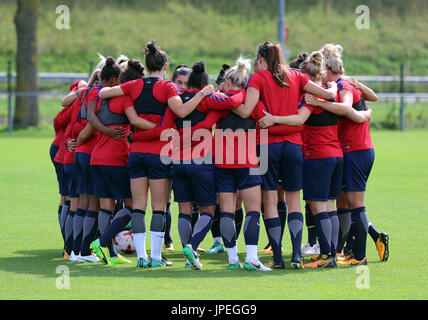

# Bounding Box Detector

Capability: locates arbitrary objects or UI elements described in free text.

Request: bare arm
[99,86,125,99]
[305,90,353,116]
[168,85,214,118]
[86,100,126,140]
[77,123,96,144]
[342,76,378,102]
[231,87,260,118]
[62,91,78,108]
[303,80,338,100]
[258,107,311,128]
[124,106,156,130]
[305,91,372,123]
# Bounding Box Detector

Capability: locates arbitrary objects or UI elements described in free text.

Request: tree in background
[14,0,40,128]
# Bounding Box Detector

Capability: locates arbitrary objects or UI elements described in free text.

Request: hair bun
[192,61,206,73]
[309,51,323,66]
[128,59,144,73]
[222,64,231,71]
[146,41,158,55]
[105,57,116,67]
[175,64,188,70]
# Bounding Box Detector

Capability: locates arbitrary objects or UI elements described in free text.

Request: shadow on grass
[0,249,354,280]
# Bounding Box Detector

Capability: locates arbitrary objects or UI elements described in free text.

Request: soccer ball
[113,230,136,255]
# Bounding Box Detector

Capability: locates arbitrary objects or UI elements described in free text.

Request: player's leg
[148,178,171,267]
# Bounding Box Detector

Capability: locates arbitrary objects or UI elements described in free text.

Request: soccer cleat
[243,259,272,271]
[69,251,79,262]
[265,258,285,269]
[291,254,304,269]
[301,243,320,256]
[124,222,132,230]
[310,254,320,262]
[136,257,149,268]
[182,244,203,270]
[304,254,335,268]
[90,239,110,265]
[207,241,224,254]
[196,247,206,253]
[185,260,191,269]
[109,254,132,265]
[337,256,368,266]
[259,244,272,254]
[162,255,173,267]
[228,260,243,270]
[376,233,390,262]
[63,252,70,260]
[150,258,167,268]
[77,254,100,263]
[337,253,353,262]
[164,241,174,252]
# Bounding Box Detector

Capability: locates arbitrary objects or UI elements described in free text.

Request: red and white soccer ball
[113,230,136,255]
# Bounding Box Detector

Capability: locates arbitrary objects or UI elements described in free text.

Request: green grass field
[0,129,427,300]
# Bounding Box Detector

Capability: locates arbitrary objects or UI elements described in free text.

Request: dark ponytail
[257,42,289,88]
[290,52,309,70]
[100,57,121,82]
[187,61,209,90]
[215,63,231,85]
[144,40,168,72]
[119,59,145,84]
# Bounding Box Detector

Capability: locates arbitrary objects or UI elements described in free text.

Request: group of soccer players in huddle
[50,39,390,271]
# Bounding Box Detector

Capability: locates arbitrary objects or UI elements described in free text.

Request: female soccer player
[129,61,245,270]
[99,42,214,268]
[258,50,372,268]
[75,57,127,262]
[304,44,389,265]
[213,57,270,271]
[232,41,338,269]
[87,58,159,265]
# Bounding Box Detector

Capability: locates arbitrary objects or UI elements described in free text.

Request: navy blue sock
[260,203,271,248]
[72,208,86,255]
[314,212,332,256]
[243,211,260,246]
[305,204,317,246]
[345,226,355,254]
[210,204,221,239]
[234,208,244,239]
[164,202,172,244]
[287,212,303,257]
[80,210,98,256]
[264,217,283,264]
[278,201,287,241]
[64,210,75,255]
[178,213,193,248]
[351,207,369,260]
[189,213,213,250]
[99,207,132,247]
[368,222,380,243]
[337,208,351,253]
[220,212,236,248]
[329,211,339,257]
[191,204,199,229]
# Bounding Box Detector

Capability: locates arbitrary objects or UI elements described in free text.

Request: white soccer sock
[213,237,222,244]
[150,231,165,261]
[226,246,239,263]
[133,232,148,260]
[245,245,258,262]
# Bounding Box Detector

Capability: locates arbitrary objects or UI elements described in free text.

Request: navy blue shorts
[303,157,344,201]
[50,145,63,193]
[92,165,132,200]
[259,142,303,191]
[342,149,375,192]
[63,163,79,198]
[74,152,94,195]
[215,167,262,193]
[128,152,171,180]
[49,144,59,163]
[171,162,217,207]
